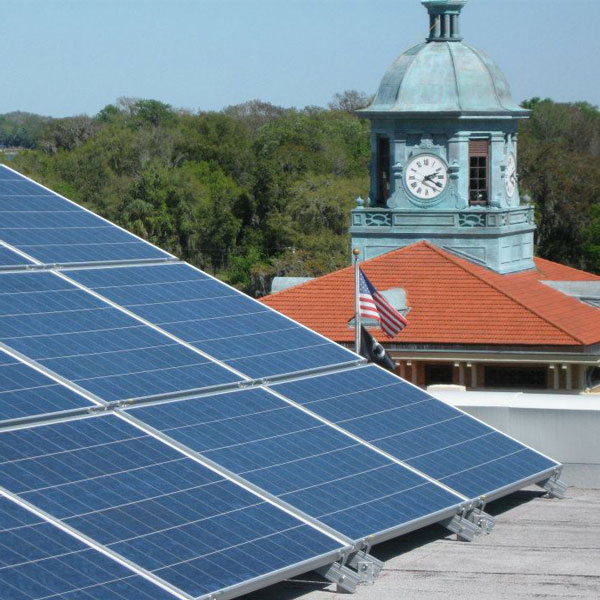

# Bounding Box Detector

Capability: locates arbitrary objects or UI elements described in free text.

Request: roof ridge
[424,243,586,345]
[466,45,507,111]
[393,44,425,107]
[446,42,462,111]
[535,256,600,281]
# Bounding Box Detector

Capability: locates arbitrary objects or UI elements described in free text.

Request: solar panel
[0,270,241,402]
[127,387,464,541]
[0,165,171,265]
[0,348,94,423]
[0,415,345,599]
[66,263,358,379]
[272,365,560,500]
[0,496,179,600]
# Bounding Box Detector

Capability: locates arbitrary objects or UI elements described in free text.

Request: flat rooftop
[243,464,600,600]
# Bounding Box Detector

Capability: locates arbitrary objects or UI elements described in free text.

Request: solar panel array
[0,164,562,599]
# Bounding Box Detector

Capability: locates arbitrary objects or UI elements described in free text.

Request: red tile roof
[261,241,600,348]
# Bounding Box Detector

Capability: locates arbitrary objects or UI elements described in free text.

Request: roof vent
[422,0,467,42]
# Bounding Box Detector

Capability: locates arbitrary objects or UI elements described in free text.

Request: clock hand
[413,174,440,191]
[421,180,438,191]
[424,173,443,186]
[426,177,442,188]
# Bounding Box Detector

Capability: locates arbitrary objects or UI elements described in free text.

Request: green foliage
[0,112,51,148]
[585,204,600,270]
[519,98,600,272]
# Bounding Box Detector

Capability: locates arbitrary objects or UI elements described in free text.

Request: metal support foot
[442,506,495,542]
[346,550,383,585]
[540,475,567,499]
[316,561,361,594]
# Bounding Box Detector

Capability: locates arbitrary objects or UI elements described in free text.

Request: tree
[328,90,372,113]
[519,99,600,272]
[222,100,287,134]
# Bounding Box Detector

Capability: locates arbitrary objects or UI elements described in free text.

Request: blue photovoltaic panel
[0,496,178,600]
[0,165,171,264]
[0,246,31,268]
[129,388,463,540]
[67,263,357,379]
[272,366,559,500]
[0,349,93,422]
[0,271,241,401]
[0,414,343,598]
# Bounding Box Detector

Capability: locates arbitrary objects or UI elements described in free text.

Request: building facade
[263,1,600,393]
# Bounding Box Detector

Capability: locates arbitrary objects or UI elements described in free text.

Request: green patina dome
[361,1,527,117]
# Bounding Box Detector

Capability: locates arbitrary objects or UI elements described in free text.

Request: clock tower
[350,0,535,274]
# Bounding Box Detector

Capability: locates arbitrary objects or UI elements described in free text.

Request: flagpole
[353,247,361,354]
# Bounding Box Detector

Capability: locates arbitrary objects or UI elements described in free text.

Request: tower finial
[422,1,467,42]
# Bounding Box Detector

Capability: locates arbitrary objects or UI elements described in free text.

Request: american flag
[358,269,408,337]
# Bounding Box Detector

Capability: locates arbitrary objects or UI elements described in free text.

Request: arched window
[377,136,391,203]
[469,139,489,206]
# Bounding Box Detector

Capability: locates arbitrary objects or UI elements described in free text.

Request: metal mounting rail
[0,257,180,275]
[0,355,366,433]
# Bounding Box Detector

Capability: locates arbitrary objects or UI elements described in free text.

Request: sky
[2,0,599,117]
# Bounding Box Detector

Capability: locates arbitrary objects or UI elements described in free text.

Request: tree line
[1,94,598,295]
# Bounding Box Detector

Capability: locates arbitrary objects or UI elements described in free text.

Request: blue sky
[2,0,599,117]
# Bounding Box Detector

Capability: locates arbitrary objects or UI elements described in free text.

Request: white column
[456,362,465,386]
[563,364,572,391]
[406,361,416,385]
[578,365,587,391]
[399,361,406,380]
[550,364,559,390]
[468,363,477,388]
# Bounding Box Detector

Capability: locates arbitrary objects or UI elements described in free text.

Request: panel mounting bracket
[441,506,495,542]
[346,549,383,585]
[316,560,361,593]
[539,473,567,499]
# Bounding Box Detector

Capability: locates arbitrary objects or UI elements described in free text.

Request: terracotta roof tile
[262,241,600,348]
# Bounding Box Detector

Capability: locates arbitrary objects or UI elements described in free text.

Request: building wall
[435,391,600,465]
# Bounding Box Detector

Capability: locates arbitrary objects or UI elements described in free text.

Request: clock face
[505,153,517,197]
[404,154,448,201]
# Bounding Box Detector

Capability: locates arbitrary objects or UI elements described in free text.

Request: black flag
[360,326,396,372]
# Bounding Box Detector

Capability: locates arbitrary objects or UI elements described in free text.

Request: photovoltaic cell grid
[0,165,170,265]
[0,246,31,268]
[0,349,93,422]
[273,366,559,499]
[67,263,357,379]
[128,388,463,540]
[0,271,241,402]
[0,415,344,599]
[0,496,178,600]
